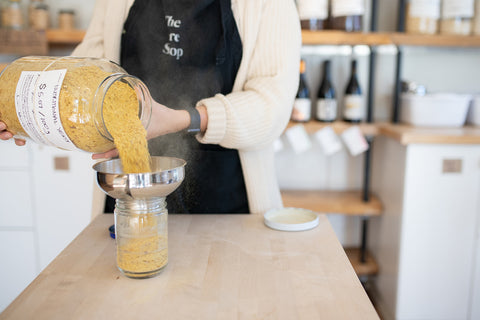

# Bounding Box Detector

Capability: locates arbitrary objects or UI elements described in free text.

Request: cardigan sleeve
[197,0,301,151]
[71,0,108,58]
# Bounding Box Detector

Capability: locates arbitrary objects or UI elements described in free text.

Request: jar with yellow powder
[0,56,152,155]
[115,197,169,278]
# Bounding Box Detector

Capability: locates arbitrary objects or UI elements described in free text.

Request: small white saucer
[264,207,319,232]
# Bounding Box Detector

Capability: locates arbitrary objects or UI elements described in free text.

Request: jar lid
[108,224,115,239]
[59,9,75,14]
[264,207,319,232]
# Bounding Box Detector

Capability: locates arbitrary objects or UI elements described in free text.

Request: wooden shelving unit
[287,120,381,136]
[281,190,382,216]
[302,30,480,47]
[345,247,379,277]
[46,29,85,45]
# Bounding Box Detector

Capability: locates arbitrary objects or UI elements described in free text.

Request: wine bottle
[316,60,337,122]
[343,60,364,123]
[296,0,328,30]
[291,60,311,122]
[329,0,365,32]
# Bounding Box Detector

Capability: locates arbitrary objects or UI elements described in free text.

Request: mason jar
[114,198,168,279]
[0,56,152,153]
[405,0,441,35]
[440,0,474,35]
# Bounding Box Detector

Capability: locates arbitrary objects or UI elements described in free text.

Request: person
[0,0,301,215]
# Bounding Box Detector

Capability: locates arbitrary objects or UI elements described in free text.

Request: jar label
[316,99,337,121]
[331,0,365,17]
[297,0,328,20]
[292,98,311,121]
[343,94,365,121]
[15,70,77,150]
[409,0,441,19]
[442,0,474,19]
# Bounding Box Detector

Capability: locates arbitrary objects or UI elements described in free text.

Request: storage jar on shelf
[329,0,365,32]
[296,0,328,30]
[440,0,474,35]
[405,0,441,34]
[1,0,24,30]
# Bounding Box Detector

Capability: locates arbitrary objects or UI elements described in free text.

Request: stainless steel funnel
[93,156,186,200]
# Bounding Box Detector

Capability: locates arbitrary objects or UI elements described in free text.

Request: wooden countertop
[0,214,379,320]
[380,124,480,145]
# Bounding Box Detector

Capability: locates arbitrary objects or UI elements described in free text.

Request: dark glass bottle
[329,0,364,32]
[343,60,364,123]
[291,60,311,122]
[316,60,337,122]
[297,0,328,30]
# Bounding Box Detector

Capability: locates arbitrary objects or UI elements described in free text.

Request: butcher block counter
[0,213,379,320]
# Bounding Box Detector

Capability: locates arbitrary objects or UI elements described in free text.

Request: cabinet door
[31,145,94,270]
[397,145,480,320]
[470,206,480,320]
[0,231,38,312]
[0,171,33,228]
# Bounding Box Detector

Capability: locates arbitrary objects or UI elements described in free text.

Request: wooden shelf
[281,190,382,216]
[287,120,380,136]
[302,30,392,46]
[391,32,480,47]
[46,29,85,45]
[302,30,480,47]
[380,124,480,145]
[345,247,379,277]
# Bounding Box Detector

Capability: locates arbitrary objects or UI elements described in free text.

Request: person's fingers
[92,149,119,160]
[0,122,6,131]
[14,138,26,146]
[0,131,13,140]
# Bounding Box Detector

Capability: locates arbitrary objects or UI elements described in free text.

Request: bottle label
[442,0,474,19]
[316,99,337,121]
[297,0,328,20]
[292,98,311,122]
[343,95,364,121]
[15,69,77,150]
[409,0,441,19]
[331,0,365,17]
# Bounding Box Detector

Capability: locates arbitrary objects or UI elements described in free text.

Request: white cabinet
[370,136,480,320]
[0,142,99,312]
[0,231,38,312]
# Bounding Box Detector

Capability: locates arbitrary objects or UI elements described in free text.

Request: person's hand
[0,121,26,146]
[91,148,119,160]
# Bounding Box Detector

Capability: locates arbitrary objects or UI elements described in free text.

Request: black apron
[120,0,248,213]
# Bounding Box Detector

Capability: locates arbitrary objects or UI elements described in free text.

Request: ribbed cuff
[196,94,227,144]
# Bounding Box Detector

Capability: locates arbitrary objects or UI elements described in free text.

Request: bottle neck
[323,61,331,81]
[94,74,153,141]
[350,60,357,76]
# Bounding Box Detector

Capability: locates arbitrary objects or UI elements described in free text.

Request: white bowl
[401,93,472,127]
[264,207,319,232]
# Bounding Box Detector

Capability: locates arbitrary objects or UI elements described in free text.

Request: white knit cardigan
[73,0,301,214]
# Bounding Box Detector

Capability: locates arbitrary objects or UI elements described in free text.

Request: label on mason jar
[297,0,328,20]
[442,0,474,19]
[410,0,441,19]
[292,98,311,122]
[343,94,365,121]
[15,69,77,150]
[331,0,365,17]
[316,99,337,121]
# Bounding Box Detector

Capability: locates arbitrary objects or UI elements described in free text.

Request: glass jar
[405,0,441,34]
[58,9,75,30]
[440,0,474,35]
[115,198,168,279]
[0,56,152,153]
[474,0,480,34]
[28,0,49,31]
[296,0,328,30]
[329,0,365,32]
[1,0,24,30]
